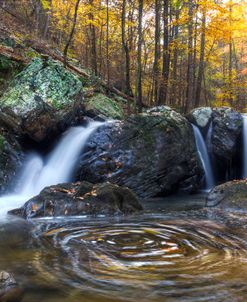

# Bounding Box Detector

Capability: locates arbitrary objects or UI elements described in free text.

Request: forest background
[0,0,246,113]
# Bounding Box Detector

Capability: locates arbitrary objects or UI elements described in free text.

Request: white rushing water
[192,124,215,191]
[0,121,103,217]
[242,115,247,179]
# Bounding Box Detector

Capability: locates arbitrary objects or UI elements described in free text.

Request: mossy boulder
[78,107,203,198]
[9,181,142,218]
[0,57,84,143]
[206,180,247,210]
[83,92,125,120]
[187,107,213,134]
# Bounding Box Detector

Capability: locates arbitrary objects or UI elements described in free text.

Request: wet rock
[206,180,247,210]
[0,132,23,193]
[0,57,84,144]
[0,271,23,302]
[187,107,212,133]
[9,182,143,218]
[78,107,203,198]
[211,107,242,160]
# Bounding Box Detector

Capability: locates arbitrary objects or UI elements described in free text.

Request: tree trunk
[136,0,143,112]
[63,0,80,67]
[185,0,194,113]
[158,0,170,105]
[106,0,110,86]
[153,0,161,105]
[195,7,206,107]
[121,0,133,97]
[89,0,98,75]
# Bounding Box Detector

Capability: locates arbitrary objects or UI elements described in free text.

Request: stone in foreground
[9,182,142,219]
[206,180,247,210]
[0,271,23,302]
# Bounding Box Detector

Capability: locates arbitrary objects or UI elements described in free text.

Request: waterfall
[242,115,247,178]
[0,121,103,217]
[192,124,215,191]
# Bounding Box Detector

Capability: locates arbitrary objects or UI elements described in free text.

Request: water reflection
[1,210,247,301]
[25,213,247,302]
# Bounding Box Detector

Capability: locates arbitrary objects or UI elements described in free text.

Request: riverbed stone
[78,107,204,198]
[0,271,23,302]
[206,180,247,210]
[9,182,143,218]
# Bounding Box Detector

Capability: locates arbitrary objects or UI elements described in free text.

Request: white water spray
[0,121,103,217]
[192,124,215,191]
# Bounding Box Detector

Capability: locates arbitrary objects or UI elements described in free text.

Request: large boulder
[78,107,203,198]
[0,57,84,144]
[187,107,213,134]
[211,107,242,160]
[9,182,142,218]
[206,180,247,210]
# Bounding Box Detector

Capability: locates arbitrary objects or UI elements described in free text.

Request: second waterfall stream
[0,121,103,217]
[192,124,215,191]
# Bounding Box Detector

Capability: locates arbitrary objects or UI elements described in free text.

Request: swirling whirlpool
[32,217,247,301]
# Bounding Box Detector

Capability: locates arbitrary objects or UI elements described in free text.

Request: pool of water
[1,196,247,302]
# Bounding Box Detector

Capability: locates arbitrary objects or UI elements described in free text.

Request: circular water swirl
[32,218,247,301]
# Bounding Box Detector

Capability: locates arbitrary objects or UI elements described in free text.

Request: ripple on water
[32,217,247,302]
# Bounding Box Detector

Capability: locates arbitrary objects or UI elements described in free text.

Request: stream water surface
[1,199,247,302]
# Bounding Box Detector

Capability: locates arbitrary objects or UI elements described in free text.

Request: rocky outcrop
[9,182,142,218]
[0,131,23,193]
[188,107,242,161]
[206,180,247,210]
[0,271,23,302]
[187,107,212,133]
[0,57,84,144]
[211,107,242,160]
[78,107,203,198]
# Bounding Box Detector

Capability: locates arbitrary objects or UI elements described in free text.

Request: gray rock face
[78,109,203,198]
[187,107,213,133]
[211,107,242,160]
[206,180,247,209]
[9,182,143,218]
[0,131,23,194]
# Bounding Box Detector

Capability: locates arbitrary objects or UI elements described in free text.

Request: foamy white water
[192,124,215,191]
[0,121,103,218]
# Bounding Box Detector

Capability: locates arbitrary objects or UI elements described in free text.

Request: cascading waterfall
[242,115,247,179]
[192,124,215,191]
[0,121,103,217]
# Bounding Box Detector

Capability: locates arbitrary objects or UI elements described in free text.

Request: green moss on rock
[84,93,125,120]
[0,135,5,151]
[0,57,82,115]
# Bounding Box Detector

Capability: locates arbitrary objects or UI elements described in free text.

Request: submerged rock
[0,271,23,302]
[9,182,142,218]
[0,57,84,143]
[206,180,247,210]
[78,107,203,198]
